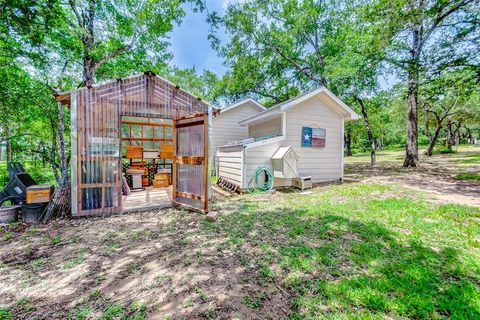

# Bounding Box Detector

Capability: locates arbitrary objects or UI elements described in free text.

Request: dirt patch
[345,147,480,207]
[0,209,291,319]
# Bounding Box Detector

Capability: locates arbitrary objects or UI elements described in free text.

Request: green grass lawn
[456,172,480,181]
[208,183,480,319]
[347,144,479,164]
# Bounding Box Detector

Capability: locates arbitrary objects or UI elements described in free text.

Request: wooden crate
[293,176,312,190]
[126,146,143,159]
[154,173,169,181]
[26,185,54,204]
[128,167,148,175]
[153,179,169,188]
[160,144,174,159]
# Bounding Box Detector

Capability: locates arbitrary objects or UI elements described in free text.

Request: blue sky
[168,1,398,89]
[169,1,230,76]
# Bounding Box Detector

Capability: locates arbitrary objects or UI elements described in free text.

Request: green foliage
[432,147,457,155]
[0,0,479,184]
[51,235,62,245]
[455,172,480,181]
[0,308,12,320]
[212,0,480,155]
[243,292,267,309]
[165,67,219,102]
[0,0,208,186]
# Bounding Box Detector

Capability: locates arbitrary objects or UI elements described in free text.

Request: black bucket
[21,203,47,224]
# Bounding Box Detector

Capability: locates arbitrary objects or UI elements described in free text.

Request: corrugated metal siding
[73,73,209,216]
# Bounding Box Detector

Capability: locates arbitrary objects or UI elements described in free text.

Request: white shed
[216,87,358,190]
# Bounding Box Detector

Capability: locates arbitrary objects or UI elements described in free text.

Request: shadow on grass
[2,199,479,319]
[211,203,480,319]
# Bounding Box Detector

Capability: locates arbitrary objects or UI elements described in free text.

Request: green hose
[247,166,274,193]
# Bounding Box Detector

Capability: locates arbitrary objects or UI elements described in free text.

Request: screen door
[172,114,209,212]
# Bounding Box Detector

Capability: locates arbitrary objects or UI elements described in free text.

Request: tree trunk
[5,126,11,164]
[43,102,71,222]
[453,122,461,145]
[83,56,96,87]
[446,118,455,150]
[356,97,376,166]
[404,27,420,167]
[466,127,474,144]
[81,0,97,87]
[425,123,442,156]
[50,118,60,183]
[345,125,352,156]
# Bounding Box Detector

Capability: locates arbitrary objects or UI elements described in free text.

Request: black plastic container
[3,173,36,203]
[21,202,47,224]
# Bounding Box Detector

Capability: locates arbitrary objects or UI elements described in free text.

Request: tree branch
[95,45,131,68]
[420,0,475,50]
[68,0,84,27]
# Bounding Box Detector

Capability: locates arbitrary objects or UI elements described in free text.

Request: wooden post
[172,119,177,203]
[203,113,209,213]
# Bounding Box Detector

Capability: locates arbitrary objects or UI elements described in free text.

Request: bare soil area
[0,206,290,319]
[345,146,480,206]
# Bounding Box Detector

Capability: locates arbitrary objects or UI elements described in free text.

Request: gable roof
[220,98,266,114]
[55,71,217,113]
[238,87,358,126]
[272,146,299,160]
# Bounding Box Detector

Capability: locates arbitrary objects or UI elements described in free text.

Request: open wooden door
[172,114,209,212]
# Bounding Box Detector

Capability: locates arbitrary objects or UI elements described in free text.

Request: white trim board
[239,87,359,126]
[220,98,266,114]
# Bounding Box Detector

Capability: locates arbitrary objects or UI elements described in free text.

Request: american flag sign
[301,127,326,148]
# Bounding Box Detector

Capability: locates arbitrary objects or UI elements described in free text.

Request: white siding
[243,140,283,189]
[248,116,282,138]
[283,95,343,182]
[211,102,263,153]
[217,145,244,186]
[243,95,344,187]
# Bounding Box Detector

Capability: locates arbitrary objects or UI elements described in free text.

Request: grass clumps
[432,146,457,154]
[214,182,480,319]
[455,172,480,181]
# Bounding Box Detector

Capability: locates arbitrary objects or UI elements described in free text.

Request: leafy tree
[421,69,478,155]
[1,0,209,218]
[379,0,479,166]
[213,0,392,165]
[166,66,219,102]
